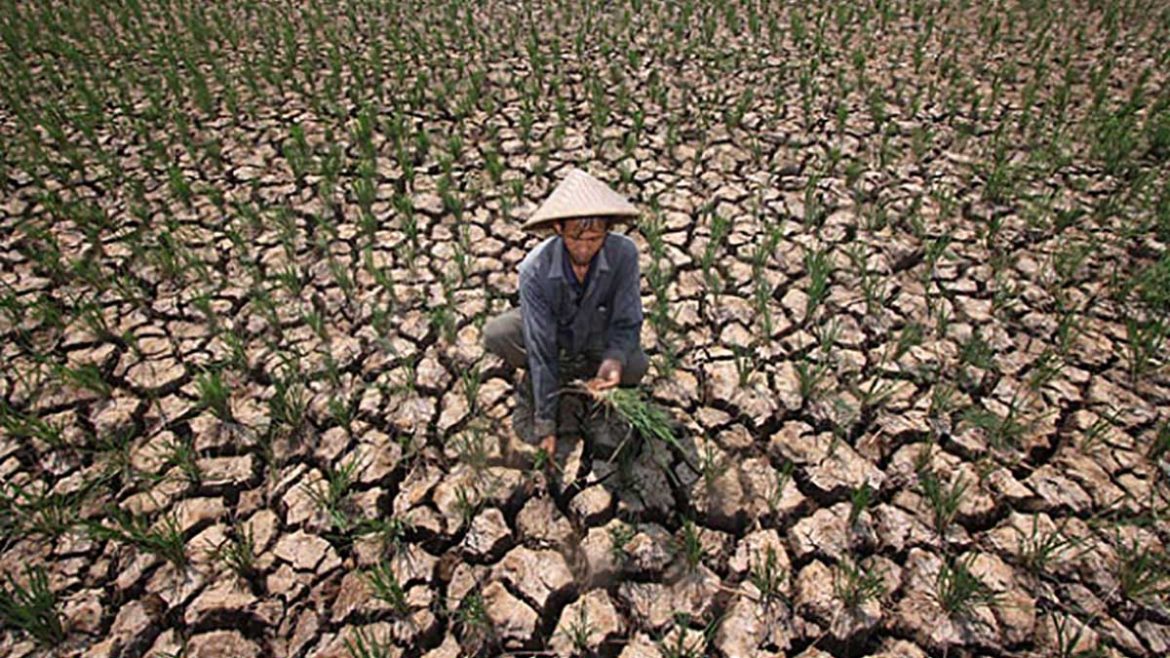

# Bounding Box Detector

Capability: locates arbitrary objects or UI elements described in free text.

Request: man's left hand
[588,358,622,392]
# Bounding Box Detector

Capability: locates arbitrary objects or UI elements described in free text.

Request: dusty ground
[1,0,1169,656]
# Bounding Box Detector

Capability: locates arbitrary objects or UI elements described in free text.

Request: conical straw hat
[521,168,639,231]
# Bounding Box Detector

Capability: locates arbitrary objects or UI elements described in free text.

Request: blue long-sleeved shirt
[517,232,643,438]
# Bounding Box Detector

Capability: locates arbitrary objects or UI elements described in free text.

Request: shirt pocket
[590,303,611,338]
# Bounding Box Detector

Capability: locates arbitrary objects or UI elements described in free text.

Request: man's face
[556,217,609,267]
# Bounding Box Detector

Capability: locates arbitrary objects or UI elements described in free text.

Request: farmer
[483,168,649,461]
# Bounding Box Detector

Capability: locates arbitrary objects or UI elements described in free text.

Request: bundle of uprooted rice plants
[576,384,697,473]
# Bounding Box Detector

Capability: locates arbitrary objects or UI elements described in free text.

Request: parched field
[1,0,1169,656]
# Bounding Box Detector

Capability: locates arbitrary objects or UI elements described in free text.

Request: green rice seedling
[1127,257,1170,325]
[664,117,680,156]
[921,233,953,283]
[3,358,55,415]
[767,460,795,519]
[219,327,251,374]
[1050,240,1092,289]
[1116,534,1170,604]
[18,226,69,287]
[653,329,682,380]
[353,175,377,236]
[453,486,484,530]
[263,363,305,436]
[389,352,419,399]
[990,270,1024,317]
[363,558,410,615]
[752,278,774,336]
[1043,607,1105,658]
[857,371,901,413]
[454,590,492,650]
[161,433,202,486]
[798,67,816,129]
[1026,349,1064,395]
[1080,407,1122,455]
[1155,180,1170,244]
[700,210,730,294]
[26,295,63,342]
[557,603,594,654]
[646,263,674,333]
[804,247,831,320]
[428,297,457,345]
[410,124,431,165]
[249,286,280,334]
[451,238,471,286]
[795,355,830,404]
[71,255,109,292]
[459,360,483,414]
[697,440,730,500]
[844,243,889,315]
[803,172,828,229]
[964,383,1043,452]
[448,422,491,473]
[676,517,705,574]
[849,483,873,526]
[344,626,396,658]
[1094,107,1141,179]
[327,394,354,433]
[89,507,187,569]
[483,147,504,186]
[188,289,216,327]
[656,612,718,658]
[1124,317,1166,383]
[0,285,24,327]
[1015,514,1088,576]
[643,209,667,261]
[75,298,116,342]
[879,318,926,362]
[322,353,343,390]
[937,554,1001,618]
[732,343,755,388]
[88,425,139,488]
[979,142,1018,207]
[1150,421,1170,462]
[352,515,412,558]
[305,457,366,536]
[166,164,193,207]
[0,481,83,541]
[958,329,997,374]
[194,367,233,423]
[927,383,956,431]
[618,162,636,188]
[919,470,967,541]
[510,176,528,204]
[608,521,636,567]
[209,522,257,580]
[748,545,788,606]
[0,566,65,646]
[833,556,886,609]
[53,362,111,399]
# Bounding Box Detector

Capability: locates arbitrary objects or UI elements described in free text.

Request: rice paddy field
[1,0,1169,656]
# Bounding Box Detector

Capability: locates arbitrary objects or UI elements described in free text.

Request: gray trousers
[483,307,650,443]
[482,307,650,384]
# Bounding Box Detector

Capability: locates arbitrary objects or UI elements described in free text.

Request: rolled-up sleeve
[603,244,643,367]
[519,268,559,437]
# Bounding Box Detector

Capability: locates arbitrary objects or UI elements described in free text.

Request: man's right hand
[538,434,557,460]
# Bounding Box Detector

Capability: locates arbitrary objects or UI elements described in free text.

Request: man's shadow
[545,387,702,524]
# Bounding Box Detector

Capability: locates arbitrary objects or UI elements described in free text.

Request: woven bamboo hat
[521,168,639,231]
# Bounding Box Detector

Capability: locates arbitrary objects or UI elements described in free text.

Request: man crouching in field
[483,168,650,464]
